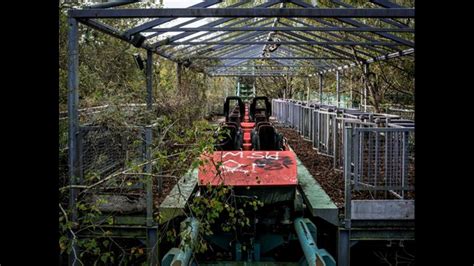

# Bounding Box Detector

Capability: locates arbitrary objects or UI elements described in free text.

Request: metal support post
[306,76,310,102]
[319,73,323,104]
[336,70,340,108]
[350,71,353,108]
[145,50,159,266]
[338,229,351,266]
[147,226,159,265]
[67,16,80,266]
[363,64,368,112]
[146,50,153,110]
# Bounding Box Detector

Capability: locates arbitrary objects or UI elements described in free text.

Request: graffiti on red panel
[219,151,294,174]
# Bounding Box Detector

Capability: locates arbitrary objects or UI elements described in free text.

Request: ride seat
[256,121,271,130]
[229,114,241,124]
[226,121,240,129]
[216,124,241,150]
[255,125,283,151]
[255,114,267,123]
[251,121,271,145]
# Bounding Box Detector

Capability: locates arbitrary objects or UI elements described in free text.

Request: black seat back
[226,121,240,129]
[255,114,266,124]
[250,96,271,121]
[256,121,271,130]
[229,114,240,124]
[224,96,245,122]
[216,125,238,150]
[257,125,281,150]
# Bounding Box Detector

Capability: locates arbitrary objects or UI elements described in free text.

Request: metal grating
[346,127,414,199]
[271,98,415,202]
[79,125,145,179]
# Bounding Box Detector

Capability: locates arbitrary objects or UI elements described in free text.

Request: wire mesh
[348,127,414,199]
[272,98,415,203]
[316,109,337,157]
[334,118,375,171]
[79,125,145,180]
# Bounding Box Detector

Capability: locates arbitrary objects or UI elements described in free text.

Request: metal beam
[287,3,400,57]
[283,18,386,58]
[146,26,413,33]
[210,45,263,61]
[69,8,416,19]
[320,48,414,73]
[285,16,395,64]
[289,0,414,50]
[276,32,359,67]
[368,0,411,29]
[151,0,283,48]
[170,20,273,57]
[370,0,404,9]
[191,56,351,60]
[330,0,414,47]
[212,49,265,65]
[144,0,251,39]
[210,73,308,77]
[162,20,271,57]
[84,0,139,9]
[286,1,405,55]
[77,18,180,62]
[123,0,223,37]
[196,30,270,57]
[278,23,371,61]
[77,18,208,74]
[78,18,131,42]
[164,41,400,46]
[207,65,308,68]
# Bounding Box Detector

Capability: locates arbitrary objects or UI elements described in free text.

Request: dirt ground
[275,125,346,208]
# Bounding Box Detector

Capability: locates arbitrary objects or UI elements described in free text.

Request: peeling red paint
[198,151,298,186]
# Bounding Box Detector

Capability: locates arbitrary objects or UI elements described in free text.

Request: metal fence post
[306,76,310,102]
[344,126,353,228]
[363,64,368,112]
[336,70,340,108]
[340,126,353,266]
[146,50,153,110]
[402,131,409,198]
